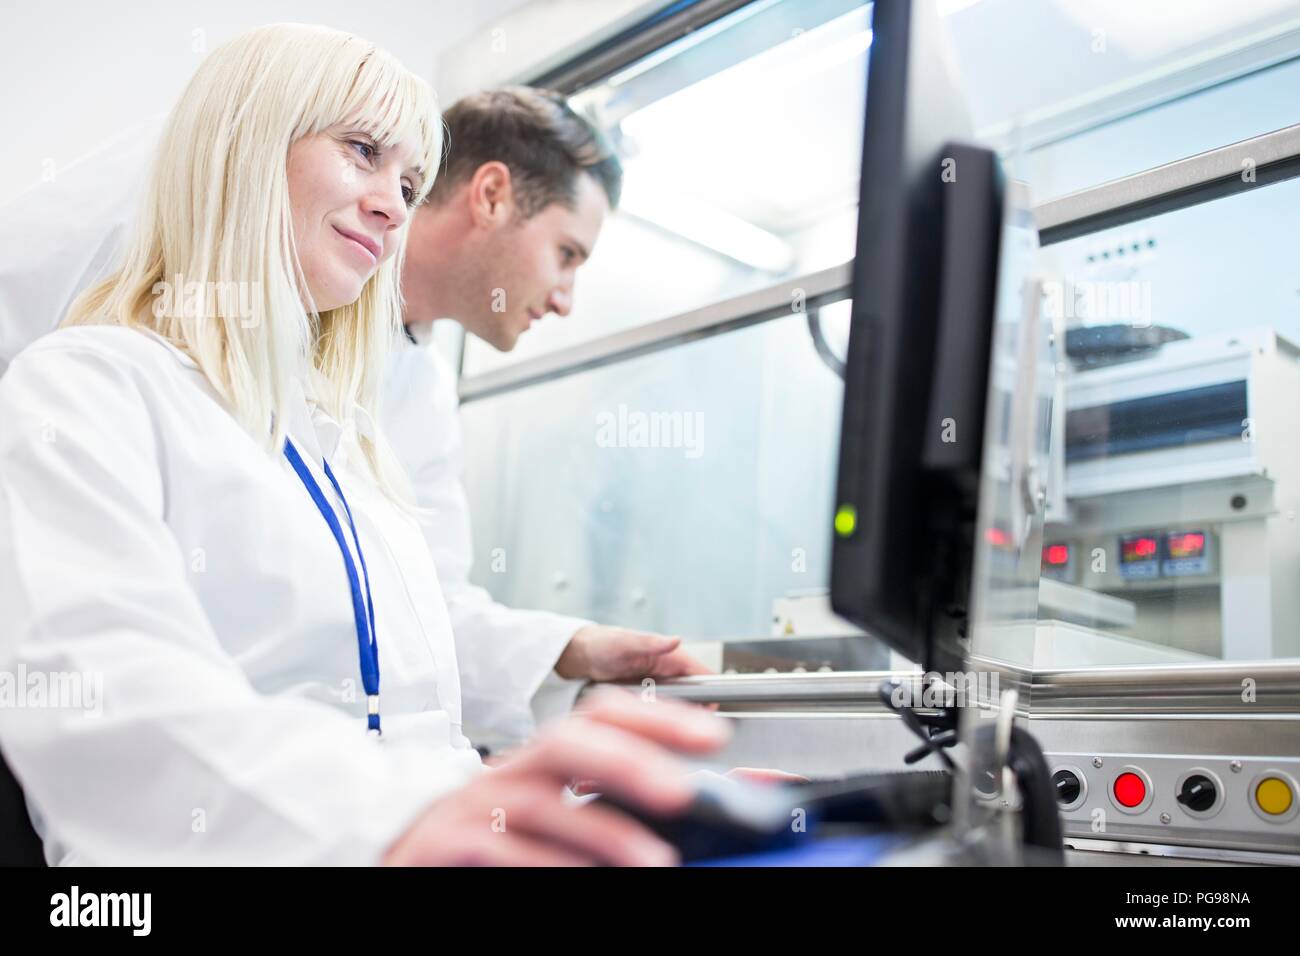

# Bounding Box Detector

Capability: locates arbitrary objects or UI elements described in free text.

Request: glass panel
[965,183,1050,678]
[943,0,1300,201]
[459,301,878,672]
[1030,175,1300,666]
[462,0,871,376]
[1017,56,1300,203]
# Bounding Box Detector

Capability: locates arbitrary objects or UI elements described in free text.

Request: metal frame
[1028,660,1300,715]
[530,0,757,95]
[638,659,1300,714]
[1035,122,1300,245]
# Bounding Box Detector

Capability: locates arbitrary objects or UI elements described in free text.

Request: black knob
[975,769,997,797]
[1177,774,1217,813]
[1052,769,1081,805]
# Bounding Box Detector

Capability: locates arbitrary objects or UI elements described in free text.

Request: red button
[1114,772,1147,808]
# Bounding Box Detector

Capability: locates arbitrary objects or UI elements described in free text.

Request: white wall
[0,0,532,207]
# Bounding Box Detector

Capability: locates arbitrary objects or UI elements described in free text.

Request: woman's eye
[349,140,376,162]
[402,184,415,206]
[561,247,576,266]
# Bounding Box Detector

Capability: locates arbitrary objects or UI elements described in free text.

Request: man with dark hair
[431,86,622,214]
[384,86,710,746]
[401,86,622,351]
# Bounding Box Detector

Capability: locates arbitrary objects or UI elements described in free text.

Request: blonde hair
[65,23,441,501]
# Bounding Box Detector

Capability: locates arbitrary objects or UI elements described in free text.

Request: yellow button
[1255,777,1294,816]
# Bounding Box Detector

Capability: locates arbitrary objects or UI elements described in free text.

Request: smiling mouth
[333,226,378,265]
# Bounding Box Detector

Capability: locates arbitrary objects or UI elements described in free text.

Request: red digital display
[985,527,1010,548]
[1167,531,1207,559]
[1121,536,1158,563]
[1042,544,1070,567]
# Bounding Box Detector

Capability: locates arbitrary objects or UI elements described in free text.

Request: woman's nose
[363,179,409,234]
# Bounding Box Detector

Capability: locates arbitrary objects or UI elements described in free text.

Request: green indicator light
[834,504,857,537]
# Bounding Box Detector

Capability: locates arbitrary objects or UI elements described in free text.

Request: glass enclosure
[458,0,1300,676]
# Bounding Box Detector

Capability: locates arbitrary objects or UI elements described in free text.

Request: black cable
[806,307,846,380]
[1005,725,1065,861]
[970,723,1065,862]
[877,678,958,771]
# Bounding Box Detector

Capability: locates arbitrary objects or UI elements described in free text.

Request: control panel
[1046,753,1299,853]
[1040,528,1217,586]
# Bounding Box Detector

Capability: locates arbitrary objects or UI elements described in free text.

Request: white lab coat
[0,122,591,748]
[382,335,590,744]
[0,324,484,865]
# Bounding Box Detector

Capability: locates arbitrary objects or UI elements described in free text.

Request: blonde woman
[0,23,727,866]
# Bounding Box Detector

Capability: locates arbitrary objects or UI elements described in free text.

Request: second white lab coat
[382,333,590,744]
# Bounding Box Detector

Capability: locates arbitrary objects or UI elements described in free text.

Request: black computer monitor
[830,0,1018,676]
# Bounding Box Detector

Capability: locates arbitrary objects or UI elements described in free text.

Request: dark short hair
[428,86,622,216]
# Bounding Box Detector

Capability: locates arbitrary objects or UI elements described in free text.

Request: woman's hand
[382,687,730,866]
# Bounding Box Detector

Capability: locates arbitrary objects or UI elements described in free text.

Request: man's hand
[383,687,730,866]
[554,625,714,682]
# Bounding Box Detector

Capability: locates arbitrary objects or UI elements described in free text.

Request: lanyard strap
[282,437,381,734]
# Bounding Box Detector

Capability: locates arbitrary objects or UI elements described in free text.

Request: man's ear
[467,161,514,227]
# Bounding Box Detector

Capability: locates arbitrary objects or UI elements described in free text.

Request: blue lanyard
[282,437,381,735]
